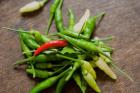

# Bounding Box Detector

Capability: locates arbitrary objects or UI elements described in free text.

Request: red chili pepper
[34,40,68,56]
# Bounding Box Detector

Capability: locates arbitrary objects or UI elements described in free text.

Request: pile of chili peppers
[4,0,133,93]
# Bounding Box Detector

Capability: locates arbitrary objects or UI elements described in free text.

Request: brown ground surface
[0,0,140,93]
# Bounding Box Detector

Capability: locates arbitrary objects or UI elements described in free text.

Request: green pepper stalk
[20,0,48,13]
[99,53,133,82]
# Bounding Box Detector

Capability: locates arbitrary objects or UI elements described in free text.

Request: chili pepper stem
[99,36,114,41]
[96,12,105,20]
[45,15,53,35]
[52,65,67,75]
[56,54,78,62]
[2,27,28,33]
[13,56,34,67]
[30,63,36,78]
[110,62,134,82]
[40,0,48,5]
[22,50,35,54]
[91,36,114,42]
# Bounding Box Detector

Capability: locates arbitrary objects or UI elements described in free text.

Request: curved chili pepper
[34,40,68,56]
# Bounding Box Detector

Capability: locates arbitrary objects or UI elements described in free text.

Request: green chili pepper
[20,40,33,57]
[55,71,70,93]
[33,31,43,44]
[68,8,75,30]
[56,54,96,79]
[14,53,64,66]
[81,68,101,93]
[35,53,63,62]
[55,0,64,32]
[83,12,105,39]
[99,53,112,64]
[60,31,89,40]
[30,29,51,44]
[81,61,96,79]
[73,72,87,93]
[58,33,112,60]
[26,68,53,78]
[34,54,48,63]
[21,33,40,49]
[29,67,72,93]
[45,0,61,34]
[19,31,32,58]
[35,63,63,69]
[65,61,81,81]
[26,65,67,78]
[56,76,66,93]
[83,16,96,39]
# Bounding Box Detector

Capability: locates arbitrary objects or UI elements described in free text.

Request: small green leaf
[60,46,76,54]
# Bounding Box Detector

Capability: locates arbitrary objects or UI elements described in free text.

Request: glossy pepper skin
[60,30,89,40]
[19,30,32,58]
[83,12,105,39]
[81,68,101,93]
[34,40,68,56]
[83,16,96,39]
[26,68,53,78]
[73,72,87,93]
[55,0,64,32]
[34,53,63,63]
[58,33,112,60]
[55,71,70,93]
[68,8,75,30]
[46,0,61,34]
[30,29,51,44]
[21,33,40,50]
[29,67,72,93]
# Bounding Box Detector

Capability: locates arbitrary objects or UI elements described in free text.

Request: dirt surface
[0,0,140,93]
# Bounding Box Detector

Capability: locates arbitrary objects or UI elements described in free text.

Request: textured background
[0,0,140,93]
